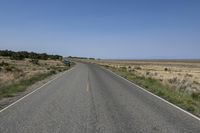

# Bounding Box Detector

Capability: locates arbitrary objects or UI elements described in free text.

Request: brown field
[91,60,200,94]
[0,56,66,88]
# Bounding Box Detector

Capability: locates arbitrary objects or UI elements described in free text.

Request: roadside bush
[0,61,11,71]
[4,65,15,72]
[193,80,199,85]
[120,67,127,71]
[10,53,25,60]
[104,65,110,68]
[135,66,142,70]
[30,59,39,65]
[146,71,150,75]
[0,61,9,66]
[191,92,200,100]
[168,77,178,84]
[50,70,57,74]
[185,104,195,112]
[185,73,193,77]
[164,68,168,71]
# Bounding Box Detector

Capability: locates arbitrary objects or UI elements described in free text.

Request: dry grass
[91,60,200,94]
[0,56,68,88]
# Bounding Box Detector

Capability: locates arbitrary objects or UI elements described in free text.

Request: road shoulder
[0,67,74,111]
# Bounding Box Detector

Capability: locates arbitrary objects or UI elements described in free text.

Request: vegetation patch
[0,62,74,99]
[0,71,53,98]
[0,50,75,100]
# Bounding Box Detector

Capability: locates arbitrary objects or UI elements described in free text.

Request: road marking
[102,67,200,122]
[0,67,75,113]
[86,71,90,92]
[86,81,90,92]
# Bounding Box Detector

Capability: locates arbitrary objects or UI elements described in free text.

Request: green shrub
[0,61,9,66]
[4,65,14,72]
[104,65,110,68]
[193,80,199,85]
[135,66,142,70]
[30,59,39,65]
[192,92,200,100]
[164,68,168,71]
[50,70,57,74]
[10,53,25,60]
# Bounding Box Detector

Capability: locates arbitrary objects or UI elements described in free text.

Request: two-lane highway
[0,63,199,133]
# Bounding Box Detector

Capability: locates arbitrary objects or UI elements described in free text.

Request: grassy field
[93,60,200,94]
[0,71,54,98]
[0,56,73,99]
[88,59,200,117]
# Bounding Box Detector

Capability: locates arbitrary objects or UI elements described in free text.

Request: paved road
[0,63,200,133]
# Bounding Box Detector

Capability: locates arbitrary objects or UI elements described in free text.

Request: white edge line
[0,67,75,113]
[101,66,200,121]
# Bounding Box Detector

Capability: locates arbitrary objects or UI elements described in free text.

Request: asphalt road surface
[0,63,200,133]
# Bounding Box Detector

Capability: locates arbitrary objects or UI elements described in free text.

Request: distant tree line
[68,56,95,60]
[0,50,63,60]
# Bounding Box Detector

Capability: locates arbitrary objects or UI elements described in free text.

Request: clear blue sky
[0,0,200,59]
